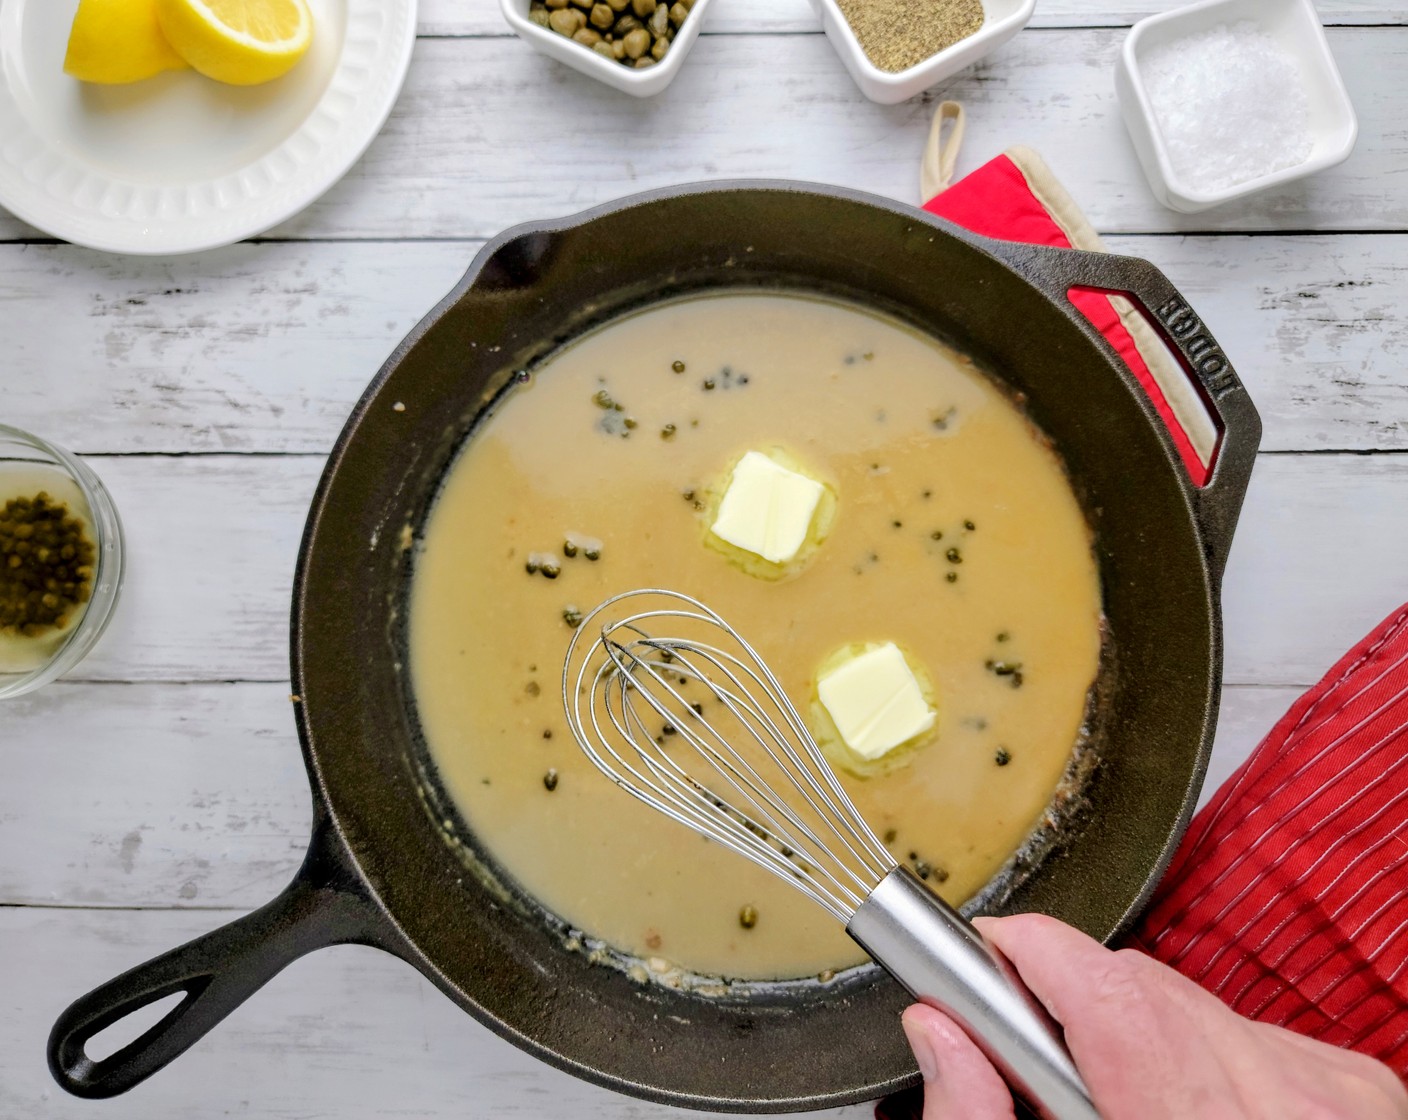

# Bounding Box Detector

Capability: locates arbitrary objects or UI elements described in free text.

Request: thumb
[900,1004,1017,1120]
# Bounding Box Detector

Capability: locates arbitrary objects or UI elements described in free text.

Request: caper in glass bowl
[0,424,124,700]
[500,0,715,97]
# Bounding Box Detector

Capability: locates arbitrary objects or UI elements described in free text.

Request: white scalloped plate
[0,0,415,254]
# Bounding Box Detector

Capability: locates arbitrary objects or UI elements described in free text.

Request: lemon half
[155,0,313,86]
[64,0,190,84]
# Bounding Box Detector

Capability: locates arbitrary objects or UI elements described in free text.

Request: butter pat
[710,450,824,565]
[817,643,935,761]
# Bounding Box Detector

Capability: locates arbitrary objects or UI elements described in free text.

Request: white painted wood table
[3,1,1407,1115]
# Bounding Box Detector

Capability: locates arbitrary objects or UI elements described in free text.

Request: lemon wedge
[64,0,190,84]
[155,0,313,86]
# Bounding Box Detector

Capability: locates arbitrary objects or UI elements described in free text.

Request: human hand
[899,913,1408,1120]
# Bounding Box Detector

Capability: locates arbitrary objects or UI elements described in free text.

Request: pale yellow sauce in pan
[410,293,1102,981]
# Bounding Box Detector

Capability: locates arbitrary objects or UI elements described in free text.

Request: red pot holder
[877,109,1408,1119]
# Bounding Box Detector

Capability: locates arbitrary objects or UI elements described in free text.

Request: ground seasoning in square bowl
[836,0,985,73]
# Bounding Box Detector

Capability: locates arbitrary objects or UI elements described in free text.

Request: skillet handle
[976,240,1262,582]
[48,817,390,1099]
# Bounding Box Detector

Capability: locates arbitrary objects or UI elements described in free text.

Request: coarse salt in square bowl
[1116,0,1357,213]
[501,0,715,98]
[807,0,1037,105]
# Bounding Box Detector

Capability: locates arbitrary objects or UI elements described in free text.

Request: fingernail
[902,1014,939,1082]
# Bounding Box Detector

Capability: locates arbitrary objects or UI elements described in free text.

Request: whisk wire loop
[624,604,893,881]
[607,639,871,913]
[598,643,860,919]
[564,590,896,924]
[588,651,852,919]
[616,635,887,909]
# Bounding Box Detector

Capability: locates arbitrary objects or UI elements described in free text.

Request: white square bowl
[1115,0,1358,213]
[807,0,1037,105]
[500,0,714,98]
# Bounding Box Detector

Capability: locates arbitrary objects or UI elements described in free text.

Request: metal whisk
[563,589,1097,1120]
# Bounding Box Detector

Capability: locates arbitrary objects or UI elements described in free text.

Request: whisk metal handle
[848,867,1099,1120]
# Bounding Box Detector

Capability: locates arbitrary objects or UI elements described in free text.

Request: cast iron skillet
[49,182,1260,1111]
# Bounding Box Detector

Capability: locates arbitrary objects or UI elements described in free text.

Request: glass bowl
[0,424,124,699]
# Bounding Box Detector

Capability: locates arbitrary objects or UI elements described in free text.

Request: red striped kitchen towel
[875,132,1407,1119]
[1127,602,1408,1073]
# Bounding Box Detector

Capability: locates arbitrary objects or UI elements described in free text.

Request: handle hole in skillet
[1067,285,1222,488]
[83,990,188,1063]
